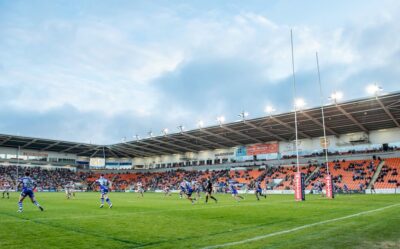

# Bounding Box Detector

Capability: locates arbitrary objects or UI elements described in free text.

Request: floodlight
[264,105,276,114]
[366,84,382,96]
[197,120,204,128]
[294,98,306,109]
[162,128,169,135]
[148,131,153,137]
[330,91,343,103]
[217,116,225,125]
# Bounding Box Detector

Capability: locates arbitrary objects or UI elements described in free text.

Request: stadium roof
[1,91,400,158]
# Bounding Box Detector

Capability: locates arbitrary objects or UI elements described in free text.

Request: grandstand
[1,91,400,193]
[1,91,400,249]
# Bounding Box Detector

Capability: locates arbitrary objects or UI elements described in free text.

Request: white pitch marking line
[202,203,400,249]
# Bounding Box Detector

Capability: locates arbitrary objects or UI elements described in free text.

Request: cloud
[0,1,400,143]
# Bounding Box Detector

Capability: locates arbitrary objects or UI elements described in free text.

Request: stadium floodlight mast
[329,91,343,104]
[197,120,204,129]
[264,105,276,115]
[135,134,140,141]
[148,131,153,138]
[217,116,225,125]
[294,98,306,110]
[238,111,249,121]
[177,125,185,132]
[366,83,383,97]
[162,128,169,135]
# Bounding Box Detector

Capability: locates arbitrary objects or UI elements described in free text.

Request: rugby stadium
[1,1,400,249]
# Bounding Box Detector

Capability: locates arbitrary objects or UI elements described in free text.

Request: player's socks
[33,201,43,211]
[210,196,217,203]
[18,201,23,211]
[106,198,112,206]
[205,196,209,203]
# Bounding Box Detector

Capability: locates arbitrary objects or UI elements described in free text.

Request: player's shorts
[101,188,109,195]
[206,188,212,194]
[256,188,262,193]
[186,188,193,197]
[231,189,238,195]
[21,189,34,198]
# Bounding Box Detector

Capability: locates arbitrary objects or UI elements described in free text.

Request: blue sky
[0,0,400,144]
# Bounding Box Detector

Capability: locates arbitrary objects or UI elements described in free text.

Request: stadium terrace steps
[367,160,385,189]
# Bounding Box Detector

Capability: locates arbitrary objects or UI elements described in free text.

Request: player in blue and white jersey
[180,180,196,204]
[193,180,201,199]
[229,181,244,202]
[17,172,44,212]
[255,180,266,201]
[95,174,113,208]
[179,181,186,199]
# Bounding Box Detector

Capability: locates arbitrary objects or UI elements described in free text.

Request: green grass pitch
[0,192,399,249]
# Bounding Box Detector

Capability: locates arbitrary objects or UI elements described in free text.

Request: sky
[0,0,400,144]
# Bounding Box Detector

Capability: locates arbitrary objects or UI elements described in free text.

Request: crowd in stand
[1,155,399,192]
[376,165,398,185]
[0,165,92,191]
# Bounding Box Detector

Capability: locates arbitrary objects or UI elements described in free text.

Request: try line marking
[202,203,400,249]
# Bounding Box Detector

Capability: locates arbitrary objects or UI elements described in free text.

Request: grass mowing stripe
[132,219,298,249]
[23,199,296,222]
[201,203,400,249]
[0,212,144,247]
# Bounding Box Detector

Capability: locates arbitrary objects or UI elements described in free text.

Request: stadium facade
[1,91,400,170]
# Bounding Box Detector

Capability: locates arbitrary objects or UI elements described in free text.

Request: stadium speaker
[382,143,389,151]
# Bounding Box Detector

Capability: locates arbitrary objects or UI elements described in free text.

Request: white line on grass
[201,203,400,249]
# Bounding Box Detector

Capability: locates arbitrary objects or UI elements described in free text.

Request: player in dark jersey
[205,178,217,204]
